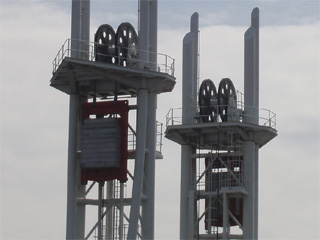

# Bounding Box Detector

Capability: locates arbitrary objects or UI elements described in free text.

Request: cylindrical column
[138,0,149,69]
[243,26,257,240]
[67,1,90,239]
[251,8,260,240]
[182,32,195,124]
[180,31,195,240]
[243,139,256,239]
[148,0,158,71]
[180,145,193,239]
[190,12,199,107]
[244,27,256,124]
[142,92,157,239]
[141,1,158,238]
[119,182,125,240]
[66,94,78,240]
[105,181,114,240]
[79,0,90,59]
[251,7,259,112]
[128,88,148,240]
[223,193,229,239]
[98,182,103,240]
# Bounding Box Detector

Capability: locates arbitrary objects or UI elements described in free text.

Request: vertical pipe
[182,32,195,124]
[190,12,199,108]
[142,1,158,239]
[128,88,148,240]
[180,31,195,240]
[138,0,149,69]
[251,7,259,112]
[244,27,256,124]
[243,139,256,239]
[180,145,193,240]
[79,0,90,59]
[243,26,256,240]
[66,94,78,240]
[71,0,81,59]
[149,0,158,70]
[119,182,124,240]
[143,92,157,239]
[105,181,114,240]
[68,1,90,239]
[188,190,195,239]
[251,8,260,239]
[223,193,229,239]
[98,182,103,240]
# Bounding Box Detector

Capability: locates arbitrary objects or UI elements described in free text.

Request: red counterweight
[80,100,129,184]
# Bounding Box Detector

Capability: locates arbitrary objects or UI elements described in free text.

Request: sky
[1,0,319,239]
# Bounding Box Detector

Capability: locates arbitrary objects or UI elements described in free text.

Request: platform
[165,121,277,150]
[50,57,176,97]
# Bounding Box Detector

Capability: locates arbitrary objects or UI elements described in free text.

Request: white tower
[50,0,175,239]
[165,8,277,239]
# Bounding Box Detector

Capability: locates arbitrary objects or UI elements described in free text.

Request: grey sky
[1,0,319,239]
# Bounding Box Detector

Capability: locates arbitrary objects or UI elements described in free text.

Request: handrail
[165,104,277,129]
[128,121,164,154]
[52,38,175,76]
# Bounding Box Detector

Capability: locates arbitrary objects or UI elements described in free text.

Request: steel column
[190,12,199,107]
[142,1,158,239]
[105,181,114,240]
[180,31,195,240]
[223,193,229,239]
[67,1,90,239]
[127,88,148,240]
[243,26,257,240]
[251,9,260,239]
[66,94,78,239]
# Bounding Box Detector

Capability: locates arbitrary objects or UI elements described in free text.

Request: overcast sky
[1,0,319,239]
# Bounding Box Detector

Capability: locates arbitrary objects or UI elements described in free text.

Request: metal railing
[128,121,163,154]
[165,92,276,129]
[166,105,276,129]
[52,38,175,76]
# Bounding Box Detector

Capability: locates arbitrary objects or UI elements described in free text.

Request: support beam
[251,8,260,240]
[66,94,78,240]
[127,88,148,240]
[243,26,257,240]
[142,1,158,239]
[67,1,90,239]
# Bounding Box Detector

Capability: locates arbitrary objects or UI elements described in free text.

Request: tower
[50,0,175,239]
[165,8,277,239]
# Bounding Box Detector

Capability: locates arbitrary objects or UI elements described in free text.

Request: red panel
[81,100,129,184]
[204,156,243,228]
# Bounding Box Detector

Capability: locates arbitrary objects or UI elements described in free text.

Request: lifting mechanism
[50,0,176,237]
[164,8,277,240]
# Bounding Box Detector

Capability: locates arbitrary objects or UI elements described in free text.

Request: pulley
[116,22,138,67]
[217,78,237,122]
[199,79,218,123]
[94,24,116,63]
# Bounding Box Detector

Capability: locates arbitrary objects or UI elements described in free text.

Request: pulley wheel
[199,79,218,123]
[218,78,236,122]
[94,24,116,63]
[116,22,138,67]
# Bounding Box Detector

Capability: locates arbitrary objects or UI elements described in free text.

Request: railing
[165,92,276,129]
[166,106,276,129]
[128,121,163,154]
[52,38,175,76]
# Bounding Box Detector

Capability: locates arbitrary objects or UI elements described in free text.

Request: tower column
[243,26,257,240]
[67,1,90,239]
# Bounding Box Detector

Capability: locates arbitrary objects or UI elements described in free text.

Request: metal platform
[165,121,277,150]
[50,57,176,97]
